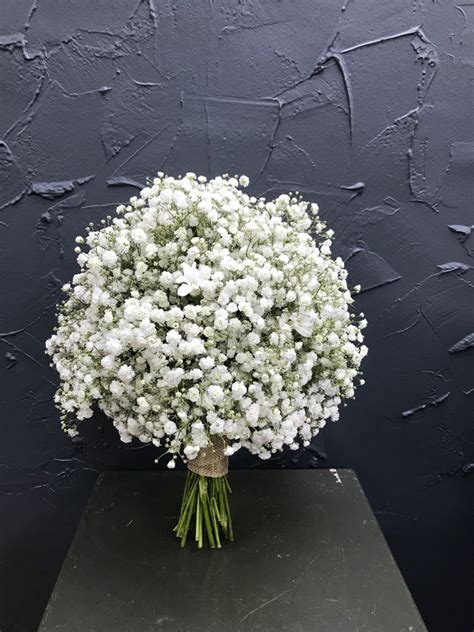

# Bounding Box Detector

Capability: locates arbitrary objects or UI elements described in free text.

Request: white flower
[118,364,135,382]
[145,243,158,259]
[105,338,122,356]
[292,309,317,337]
[231,381,247,400]
[131,228,148,244]
[164,420,177,434]
[165,368,184,388]
[102,250,118,266]
[173,190,188,208]
[207,384,224,404]
[110,380,123,396]
[245,403,260,425]
[101,355,115,370]
[176,262,211,297]
[160,189,173,203]
[187,387,200,402]
[210,417,225,434]
[137,396,150,413]
[188,368,203,380]
[135,261,148,278]
[46,173,367,462]
[199,356,215,371]
[184,445,199,460]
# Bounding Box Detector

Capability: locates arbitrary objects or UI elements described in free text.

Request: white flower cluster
[46,173,367,467]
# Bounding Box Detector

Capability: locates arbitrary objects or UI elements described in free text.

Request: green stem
[195,490,202,546]
[175,471,233,548]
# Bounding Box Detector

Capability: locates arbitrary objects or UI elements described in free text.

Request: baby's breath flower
[46,174,367,461]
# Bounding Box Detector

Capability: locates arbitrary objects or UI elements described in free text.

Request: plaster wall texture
[0,1,473,630]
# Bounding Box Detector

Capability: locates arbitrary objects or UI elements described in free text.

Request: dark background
[1,1,473,631]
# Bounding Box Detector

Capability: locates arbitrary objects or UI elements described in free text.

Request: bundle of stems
[174,472,233,548]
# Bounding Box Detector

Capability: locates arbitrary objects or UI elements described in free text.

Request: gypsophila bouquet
[46,173,367,548]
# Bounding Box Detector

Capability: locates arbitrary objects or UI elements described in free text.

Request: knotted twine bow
[187,435,228,478]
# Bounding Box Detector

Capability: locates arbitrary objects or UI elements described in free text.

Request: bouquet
[46,173,367,548]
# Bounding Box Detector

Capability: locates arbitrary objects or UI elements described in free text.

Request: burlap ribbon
[187,435,228,478]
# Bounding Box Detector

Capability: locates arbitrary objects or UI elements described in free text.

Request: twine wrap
[187,435,228,478]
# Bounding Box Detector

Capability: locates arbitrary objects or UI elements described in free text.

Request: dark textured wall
[1,1,473,631]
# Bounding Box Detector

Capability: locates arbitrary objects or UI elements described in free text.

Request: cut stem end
[174,471,233,548]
